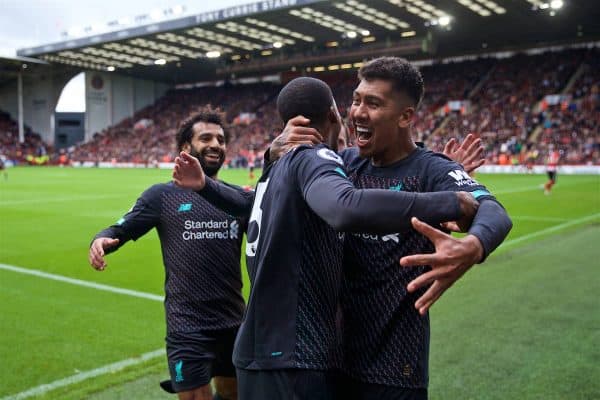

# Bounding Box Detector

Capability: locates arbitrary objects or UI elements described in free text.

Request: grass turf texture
[0,167,598,399]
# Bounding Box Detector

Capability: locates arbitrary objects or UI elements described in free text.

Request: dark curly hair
[358,57,424,107]
[175,107,229,151]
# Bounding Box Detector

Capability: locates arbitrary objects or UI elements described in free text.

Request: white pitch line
[0,264,163,302]
[1,348,166,400]
[499,212,600,250]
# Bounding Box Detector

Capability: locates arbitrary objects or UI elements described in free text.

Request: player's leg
[544,171,556,194]
[213,377,237,400]
[338,373,427,400]
[238,369,336,400]
[163,332,218,399]
[210,327,239,400]
[177,385,213,400]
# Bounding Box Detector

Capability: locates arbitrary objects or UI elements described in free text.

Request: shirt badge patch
[317,148,344,165]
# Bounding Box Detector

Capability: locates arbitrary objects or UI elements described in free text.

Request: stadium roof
[16,0,600,84]
[0,56,58,87]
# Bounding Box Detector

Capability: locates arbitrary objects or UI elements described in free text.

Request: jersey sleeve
[427,155,512,260]
[91,185,162,254]
[291,147,463,233]
[198,177,255,218]
[428,155,495,201]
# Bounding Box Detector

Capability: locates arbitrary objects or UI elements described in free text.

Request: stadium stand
[5,48,597,167]
[0,110,51,165]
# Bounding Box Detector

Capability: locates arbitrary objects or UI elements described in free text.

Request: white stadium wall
[0,72,71,145]
[84,72,171,141]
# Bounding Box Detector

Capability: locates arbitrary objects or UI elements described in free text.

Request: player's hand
[453,191,478,232]
[88,237,120,271]
[270,115,323,161]
[443,134,485,174]
[173,151,205,191]
[400,217,484,315]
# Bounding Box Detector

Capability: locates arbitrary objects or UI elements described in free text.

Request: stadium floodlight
[206,51,221,58]
[361,30,370,36]
[550,0,563,9]
[107,66,115,71]
[273,42,283,48]
[173,5,184,15]
[150,9,162,21]
[347,31,357,38]
[154,59,167,65]
[438,16,451,26]
[539,3,550,9]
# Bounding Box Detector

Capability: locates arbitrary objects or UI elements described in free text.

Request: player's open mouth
[355,125,372,147]
[204,152,222,162]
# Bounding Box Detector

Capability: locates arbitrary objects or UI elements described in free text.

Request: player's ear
[397,106,415,129]
[181,142,191,153]
[328,106,338,123]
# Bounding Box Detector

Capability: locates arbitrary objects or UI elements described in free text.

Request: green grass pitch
[0,167,598,399]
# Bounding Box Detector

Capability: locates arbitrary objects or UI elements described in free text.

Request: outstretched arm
[88,187,161,271]
[304,172,476,233]
[292,147,478,233]
[173,151,255,217]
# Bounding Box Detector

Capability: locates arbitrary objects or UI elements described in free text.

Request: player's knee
[213,376,238,400]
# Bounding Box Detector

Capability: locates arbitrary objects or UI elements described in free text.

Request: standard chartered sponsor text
[182,219,236,240]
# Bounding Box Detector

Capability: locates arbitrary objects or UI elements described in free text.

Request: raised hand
[443,134,485,174]
[173,151,206,191]
[270,115,323,161]
[400,217,483,315]
[88,237,120,271]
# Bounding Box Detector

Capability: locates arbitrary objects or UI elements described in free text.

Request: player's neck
[370,134,417,167]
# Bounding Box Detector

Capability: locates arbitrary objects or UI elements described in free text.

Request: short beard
[189,149,223,177]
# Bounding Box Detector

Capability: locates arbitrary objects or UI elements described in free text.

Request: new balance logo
[178,203,192,212]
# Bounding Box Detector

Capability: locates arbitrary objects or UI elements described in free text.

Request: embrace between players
[90,57,511,400]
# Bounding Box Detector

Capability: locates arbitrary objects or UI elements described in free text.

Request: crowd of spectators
[422,48,598,165]
[1,47,598,167]
[0,111,50,165]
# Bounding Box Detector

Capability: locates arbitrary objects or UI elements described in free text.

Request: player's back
[234,145,344,371]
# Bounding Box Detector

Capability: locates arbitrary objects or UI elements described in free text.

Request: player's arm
[293,148,475,233]
[199,177,255,217]
[172,151,254,217]
[431,162,513,261]
[267,116,324,164]
[88,187,161,271]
